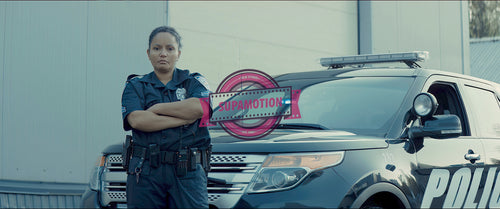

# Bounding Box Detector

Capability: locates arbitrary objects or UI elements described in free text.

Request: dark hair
[148,26,182,50]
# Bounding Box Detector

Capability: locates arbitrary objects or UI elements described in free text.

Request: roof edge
[470,36,500,44]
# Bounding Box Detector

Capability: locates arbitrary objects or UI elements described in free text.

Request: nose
[160,49,168,57]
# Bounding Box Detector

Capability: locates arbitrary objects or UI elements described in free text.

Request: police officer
[121,26,211,208]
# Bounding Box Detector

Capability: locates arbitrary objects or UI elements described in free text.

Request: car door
[414,75,487,208]
[460,79,500,208]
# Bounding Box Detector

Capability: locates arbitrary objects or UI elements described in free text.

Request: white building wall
[2,1,88,183]
[0,2,6,175]
[0,1,471,185]
[362,1,470,74]
[1,1,167,183]
[0,1,358,184]
[168,1,358,88]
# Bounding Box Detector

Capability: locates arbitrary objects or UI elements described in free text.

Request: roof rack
[320,51,429,69]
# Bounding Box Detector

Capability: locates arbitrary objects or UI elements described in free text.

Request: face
[147,32,181,74]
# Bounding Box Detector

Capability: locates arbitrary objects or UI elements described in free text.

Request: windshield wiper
[276,123,329,130]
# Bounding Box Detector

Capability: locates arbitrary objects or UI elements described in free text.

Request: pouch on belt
[122,135,133,170]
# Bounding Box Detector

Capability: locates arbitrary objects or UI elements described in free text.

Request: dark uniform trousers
[126,160,208,208]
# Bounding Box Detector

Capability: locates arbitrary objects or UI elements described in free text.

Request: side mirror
[409,114,462,139]
[408,93,462,139]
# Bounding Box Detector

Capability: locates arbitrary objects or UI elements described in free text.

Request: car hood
[211,129,388,153]
[102,130,389,154]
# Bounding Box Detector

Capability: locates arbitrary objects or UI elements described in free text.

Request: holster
[149,144,160,168]
[122,135,133,170]
[176,149,189,177]
[201,145,212,173]
[175,146,212,177]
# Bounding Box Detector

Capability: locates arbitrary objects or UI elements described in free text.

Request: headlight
[89,156,105,191]
[247,152,344,193]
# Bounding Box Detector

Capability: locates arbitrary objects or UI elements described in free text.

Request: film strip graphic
[210,87,291,122]
[198,69,302,139]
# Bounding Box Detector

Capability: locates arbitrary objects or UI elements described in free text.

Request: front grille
[100,155,127,207]
[211,155,248,163]
[99,154,267,208]
[207,154,266,208]
[208,194,222,202]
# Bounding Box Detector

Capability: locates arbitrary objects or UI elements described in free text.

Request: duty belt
[132,146,202,164]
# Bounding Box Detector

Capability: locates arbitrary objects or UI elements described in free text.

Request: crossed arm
[127,98,204,132]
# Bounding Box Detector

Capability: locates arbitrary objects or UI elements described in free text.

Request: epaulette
[190,72,201,77]
[192,73,211,91]
[126,74,143,82]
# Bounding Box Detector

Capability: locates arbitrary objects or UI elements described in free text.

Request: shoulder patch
[194,75,211,91]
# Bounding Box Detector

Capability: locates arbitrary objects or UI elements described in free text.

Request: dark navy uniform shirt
[121,68,211,151]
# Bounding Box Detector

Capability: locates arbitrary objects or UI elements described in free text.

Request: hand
[146,103,159,114]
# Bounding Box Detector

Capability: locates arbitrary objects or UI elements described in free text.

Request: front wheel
[359,193,406,209]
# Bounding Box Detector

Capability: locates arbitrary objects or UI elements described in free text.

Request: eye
[168,47,175,51]
[153,47,160,51]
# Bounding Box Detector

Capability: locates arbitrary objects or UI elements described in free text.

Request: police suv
[81,52,500,208]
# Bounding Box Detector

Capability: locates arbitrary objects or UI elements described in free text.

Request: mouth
[159,60,168,64]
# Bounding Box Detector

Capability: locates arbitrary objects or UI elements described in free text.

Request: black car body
[81,52,500,208]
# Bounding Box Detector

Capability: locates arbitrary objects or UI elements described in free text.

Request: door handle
[464,153,480,160]
[464,149,480,163]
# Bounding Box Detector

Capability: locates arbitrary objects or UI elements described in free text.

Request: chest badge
[176,88,186,101]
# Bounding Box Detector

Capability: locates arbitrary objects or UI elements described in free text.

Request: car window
[464,85,500,138]
[427,83,469,136]
[282,77,414,136]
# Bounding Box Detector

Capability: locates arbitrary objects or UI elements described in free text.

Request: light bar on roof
[320,51,429,68]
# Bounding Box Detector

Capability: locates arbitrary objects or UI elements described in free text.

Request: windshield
[281,77,414,136]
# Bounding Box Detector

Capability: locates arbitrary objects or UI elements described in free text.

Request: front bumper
[229,168,351,208]
[80,188,100,208]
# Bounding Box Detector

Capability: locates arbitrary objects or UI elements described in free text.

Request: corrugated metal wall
[0,180,85,208]
[470,37,500,84]
[0,193,81,208]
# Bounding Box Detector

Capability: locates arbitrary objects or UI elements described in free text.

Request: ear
[178,50,181,59]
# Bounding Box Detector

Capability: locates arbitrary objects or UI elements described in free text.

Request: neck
[154,69,174,85]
